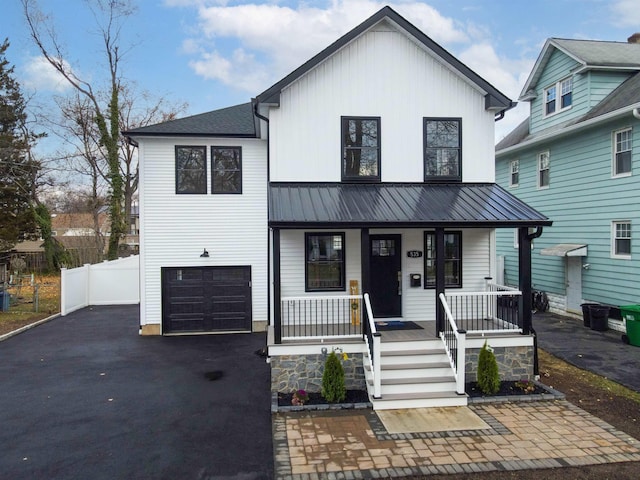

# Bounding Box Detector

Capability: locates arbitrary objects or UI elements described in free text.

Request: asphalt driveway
[0,305,273,480]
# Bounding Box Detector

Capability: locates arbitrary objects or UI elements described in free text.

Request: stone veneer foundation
[465,345,534,383]
[270,353,366,393]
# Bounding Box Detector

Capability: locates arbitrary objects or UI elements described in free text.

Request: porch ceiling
[269,182,552,228]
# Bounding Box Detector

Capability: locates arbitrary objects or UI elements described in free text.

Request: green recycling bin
[620,305,640,347]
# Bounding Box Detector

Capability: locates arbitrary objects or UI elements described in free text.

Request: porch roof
[269,183,552,228]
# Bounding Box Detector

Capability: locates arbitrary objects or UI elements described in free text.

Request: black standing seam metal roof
[268,183,552,228]
[255,6,514,113]
[122,102,256,137]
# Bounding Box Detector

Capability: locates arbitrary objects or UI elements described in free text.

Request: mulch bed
[278,389,369,406]
[466,380,548,398]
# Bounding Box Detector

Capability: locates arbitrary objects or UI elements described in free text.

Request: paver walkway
[273,401,640,478]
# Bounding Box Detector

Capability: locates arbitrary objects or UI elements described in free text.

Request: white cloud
[169,0,536,142]
[22,56,72,93]
[172,1,469,93]
[610,0,640,28]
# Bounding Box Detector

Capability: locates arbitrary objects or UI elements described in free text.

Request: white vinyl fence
[61,255,140,315]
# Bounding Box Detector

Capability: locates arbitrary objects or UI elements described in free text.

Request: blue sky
[3,0,639,146]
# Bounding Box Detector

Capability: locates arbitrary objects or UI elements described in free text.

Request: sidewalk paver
[273,401,640,478]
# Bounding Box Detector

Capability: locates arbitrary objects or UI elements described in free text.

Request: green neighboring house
[495,34,640,328]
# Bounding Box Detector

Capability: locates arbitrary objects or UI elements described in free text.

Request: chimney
[628,33,640,44]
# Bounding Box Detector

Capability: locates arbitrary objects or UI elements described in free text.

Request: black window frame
[211,146,242,194]
[305,232,346,292]
[423,231,462,289]
[423,118,462,182]
[175,146,207,194]
[341,116,381,183]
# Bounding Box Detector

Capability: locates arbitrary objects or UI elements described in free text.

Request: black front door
[369,235,401,317]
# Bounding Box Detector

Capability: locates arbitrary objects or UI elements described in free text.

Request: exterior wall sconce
[200,249,209,258]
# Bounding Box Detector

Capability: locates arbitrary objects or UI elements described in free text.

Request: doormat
[375,321,423,331]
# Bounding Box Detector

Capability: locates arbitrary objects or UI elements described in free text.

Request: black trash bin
[589,305,610,332]
[581,303,598,327]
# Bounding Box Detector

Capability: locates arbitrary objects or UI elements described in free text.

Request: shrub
[322,351,346,403]
[477,341,500,395]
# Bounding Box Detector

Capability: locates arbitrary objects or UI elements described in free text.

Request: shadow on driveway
[0,305,273,480]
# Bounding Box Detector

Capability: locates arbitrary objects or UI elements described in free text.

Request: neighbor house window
[342,117,380,182]
[175,146,207,194]
[424,118,462,181]
[510,159,519,187]
[545,77,572,116]
[612,221,631,258]
[305,233,345,291]
[613,128,632,176]
[212,147,242,193]
[424,232,462,288]
[538,151,550,188]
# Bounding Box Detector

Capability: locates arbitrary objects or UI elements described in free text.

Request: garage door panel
[162,266,252,334]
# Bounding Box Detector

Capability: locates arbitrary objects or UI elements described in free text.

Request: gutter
[497,102,640,156]
[252,100,273,332]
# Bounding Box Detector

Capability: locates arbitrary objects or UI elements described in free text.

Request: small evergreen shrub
[477,341,500,395]
[322,351,346,403]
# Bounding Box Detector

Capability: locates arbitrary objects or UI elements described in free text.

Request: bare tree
[23,1,187,258]
[117,84,185,236]
[23,0,133,259]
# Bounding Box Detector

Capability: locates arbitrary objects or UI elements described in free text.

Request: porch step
[368,376,457,395]
[369,391,468,410]
[364,337,466,409]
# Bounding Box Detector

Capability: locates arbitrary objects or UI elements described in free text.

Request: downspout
[494,110,506,122]
[252,100,272,335]
[633,107,640,120]
[526,226,544,379]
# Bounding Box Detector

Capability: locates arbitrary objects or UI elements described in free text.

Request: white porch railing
[443,283,523,335]
[280,295,363,340]
[363,293,381,399]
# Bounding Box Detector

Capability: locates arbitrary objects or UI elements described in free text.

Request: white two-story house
[126,7,551,409]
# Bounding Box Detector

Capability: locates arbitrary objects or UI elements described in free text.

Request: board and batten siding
[268,21,496,184]
[138,137,268,330]
[278,228,493,323]
[496,115,640,307]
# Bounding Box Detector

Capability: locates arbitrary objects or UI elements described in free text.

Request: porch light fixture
[200,249,209,258]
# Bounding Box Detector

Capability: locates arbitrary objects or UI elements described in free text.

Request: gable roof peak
[256,5,513,113]
[520,37,640,100]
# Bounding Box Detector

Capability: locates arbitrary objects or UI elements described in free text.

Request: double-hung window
[341,117,380,182]
[545,77,572,116]
[212,147,242,193]
[424,232,462,288]
[510,159,519,187]
[175,146,207,194]
[612,221,631,258]
[424,118,462,182]
[613,128,632,176]
[305,233,345,291]
[538,151,550,188]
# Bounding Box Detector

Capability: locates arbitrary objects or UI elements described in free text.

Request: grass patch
[0,274,60,335]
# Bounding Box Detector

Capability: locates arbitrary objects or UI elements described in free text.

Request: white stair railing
[439,293,466,395]
[363,293,381,399]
